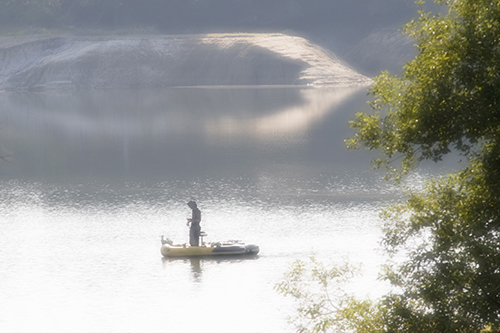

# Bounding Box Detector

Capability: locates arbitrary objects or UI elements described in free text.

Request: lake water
[0,86,413,332]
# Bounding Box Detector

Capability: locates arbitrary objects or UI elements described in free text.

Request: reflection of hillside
[205,85,368,142]
[0,87,373,181]
[0,88,308,137]
[0,86,367,139]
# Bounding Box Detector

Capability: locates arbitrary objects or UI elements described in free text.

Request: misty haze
[0,1,442,332]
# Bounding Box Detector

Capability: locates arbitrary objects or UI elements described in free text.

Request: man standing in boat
[186,201,201,246]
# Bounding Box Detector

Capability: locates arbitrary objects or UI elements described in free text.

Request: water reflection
[0,86,451,333]
[162,255,261,283]
[0,86,373,182]
[0,168,395,333]
[205,86,363,140]
[162,257,203,282]
[189,258,202,281]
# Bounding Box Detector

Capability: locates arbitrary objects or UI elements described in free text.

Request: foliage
[279,0,500,332]
[345,0,500,181]
[276,1,500,330]
[344,0,500,332]
[275,256,386,333]
[379,157,500,332]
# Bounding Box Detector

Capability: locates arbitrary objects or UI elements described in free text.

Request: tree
[345,0,500,331]
[275,256,387,333]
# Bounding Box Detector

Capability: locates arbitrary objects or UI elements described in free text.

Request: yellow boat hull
[160,242,259,258]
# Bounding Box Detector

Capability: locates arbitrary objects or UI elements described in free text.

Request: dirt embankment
[0,33,372,91]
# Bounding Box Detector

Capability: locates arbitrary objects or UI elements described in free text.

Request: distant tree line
[0,0,416,39]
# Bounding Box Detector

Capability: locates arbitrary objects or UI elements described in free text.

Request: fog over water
[0,86,440,332]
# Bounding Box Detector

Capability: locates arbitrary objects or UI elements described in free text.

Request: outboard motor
[245,244,260,254]
[161,235,173,245]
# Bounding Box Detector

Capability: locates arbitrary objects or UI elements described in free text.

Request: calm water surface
[0,87,410,332]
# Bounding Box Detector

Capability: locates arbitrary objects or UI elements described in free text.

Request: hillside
[0,0,435,77]
[0,33,371,91]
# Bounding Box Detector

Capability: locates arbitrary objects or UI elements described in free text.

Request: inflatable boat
[160,235,259,258]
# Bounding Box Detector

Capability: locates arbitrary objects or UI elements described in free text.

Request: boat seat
[200,231,207,245]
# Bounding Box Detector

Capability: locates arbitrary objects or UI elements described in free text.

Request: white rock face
[0,33,371,91]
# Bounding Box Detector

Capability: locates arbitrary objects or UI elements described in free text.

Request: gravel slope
[0,33,371,91]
